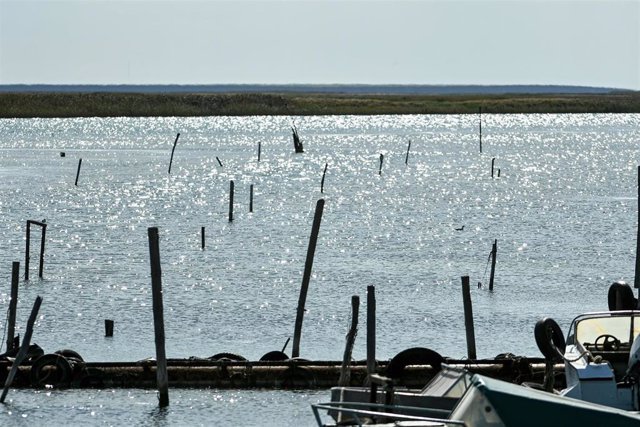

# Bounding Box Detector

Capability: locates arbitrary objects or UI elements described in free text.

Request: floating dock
[0,357,563,390]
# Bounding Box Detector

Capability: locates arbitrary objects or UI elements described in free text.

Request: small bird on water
[455,225,464,231]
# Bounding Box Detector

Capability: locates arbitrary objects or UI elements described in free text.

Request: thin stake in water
[168,133,180,174]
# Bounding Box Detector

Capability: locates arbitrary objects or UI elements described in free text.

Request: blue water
[0,113,639,425]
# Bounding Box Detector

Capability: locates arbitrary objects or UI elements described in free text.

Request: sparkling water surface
[0,113,639,425]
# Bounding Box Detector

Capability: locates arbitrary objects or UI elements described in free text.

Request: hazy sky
[0,0,638,89]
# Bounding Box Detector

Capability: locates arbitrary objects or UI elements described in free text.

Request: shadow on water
[147,404,170,426]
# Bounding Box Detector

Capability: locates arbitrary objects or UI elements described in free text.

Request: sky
[0,0,638,90]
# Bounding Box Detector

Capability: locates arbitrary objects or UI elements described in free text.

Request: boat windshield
[575,313,640,346]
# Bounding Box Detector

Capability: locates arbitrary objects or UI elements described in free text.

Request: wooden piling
[249,184,254,213]
[148,227,169,407]
[491,158,495,178]
[405,140,411,165]
[105,319,114,337]
[366,285,376,376]
[461,276,477,359]
[338,295,360,387]
[229,180,234,222]
[74,158,82,186]
[201,226,205,249]
[479,107,483,153]
[292,199,325,358]
[7,262,19,352]
[216,156,223,167]
[320,162,328,193]
[24,220,46,281]
[1,295,42,403]
[258,142,261,162]
[635,166,640,292]
[378,154,384,175]
[168,133,180,174]
[489,239,497,291]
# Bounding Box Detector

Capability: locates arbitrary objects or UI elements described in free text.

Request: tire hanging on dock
[607,281,637,311]
[386,347,444,380]
[534,318,566,362]
[30,354,73,388]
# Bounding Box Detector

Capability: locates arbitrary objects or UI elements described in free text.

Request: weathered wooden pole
[168,133,180,174]
[25,222,30,281]
[461,276,477,359]
[635,166,640,293]
[216,156,224,167]
[258,141,261,162]
[405,140,411,165]
[148,227,169,407]
[338,295,360,387]
[228,180,234,222]
[378,154,384,175]
[366,285,376,376]
[201,226,205,250]
[38,223,47,279]
[104,319,114,337]
[292,199,325,358]
[491,158,495,178]
[7,262,19,351]
[320,162,328,193]
[479,107,483,153]
[489,239,497,291]
[249,184,254,213]
[1,295,42,403]
[74,158,82,186]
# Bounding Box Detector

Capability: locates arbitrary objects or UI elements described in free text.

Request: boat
[312,281,640,426]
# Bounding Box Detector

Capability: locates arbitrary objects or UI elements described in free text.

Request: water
[0,113,639,425]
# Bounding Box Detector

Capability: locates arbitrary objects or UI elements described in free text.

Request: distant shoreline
[1,91,639,118]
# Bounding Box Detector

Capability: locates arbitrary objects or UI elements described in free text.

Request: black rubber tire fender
[208,352,247,362]
[386,347,444,379]
[55,349,84,362]
[534,318,566,362]
[607,281,636,311]
[260,351,289,361]
[279,366,317,388]
[30,354,73,388]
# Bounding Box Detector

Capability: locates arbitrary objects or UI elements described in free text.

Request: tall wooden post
[228,180,234,222]
[249,184,254,213]
[292,199,325,358]
[378,154,384,175]
[201,226,205,250]
[461,276,477,359]
[25,222,30,281]
[168,133,180,174]
[1,296,42,403]
[74,158,82,186]
[258,142,261,162]
[366,285,376,375]
[405,140,411,165]
[338,295,360,387]
[491,158,495,179]
[38,223,47,279]
[320,163,328,193]
[489,240,497,291]
[25,220,46,280]
[7,262,19,351]
[635,166,640,293]
[148,227,169,407]
[479,107,483,153]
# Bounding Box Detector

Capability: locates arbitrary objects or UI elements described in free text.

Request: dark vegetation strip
[1,92,639,118]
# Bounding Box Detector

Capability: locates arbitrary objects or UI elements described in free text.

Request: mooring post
[228,180,234,222]
[378,154,384,175]
[105,319,114,337]
[320,162,328,193]
[258,142,261,162]
[25,222,30,281]
[7,262,19,351]
[491,158,495,179]
[74,158,82,186]
[292,199,325,358]
[461,276,477,359]
[489,239,497,291]
[479,107,483,153]
[38,223,46,279]
[148,227,169,407]
[201,226,205,250]
[168,133,180,174]
[405,140,411,165]
[249,184,254,213]
[366,285,377,403]
[216,156,223,167]
[1,295,42,403]
[635,166,640,294]
[338,295,360,387]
